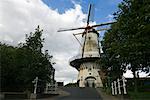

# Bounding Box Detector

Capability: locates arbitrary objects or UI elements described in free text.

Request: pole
[122,76,127,94]
[111,82,114,95]
[117,78,121,94]
[114,81,117,95]
[34,77,38,94]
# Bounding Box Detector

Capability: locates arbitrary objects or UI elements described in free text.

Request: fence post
[31,77,38,99]
[122,76,127,94]
[117,78,121,94]
[114,81,117,95]
[111,82,114,95]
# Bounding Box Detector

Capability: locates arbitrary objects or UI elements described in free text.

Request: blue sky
[42,0,122,24]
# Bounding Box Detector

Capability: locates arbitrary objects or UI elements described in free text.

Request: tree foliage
[100,0,150,92]
[25,26,44,52]
[1,26,54,92]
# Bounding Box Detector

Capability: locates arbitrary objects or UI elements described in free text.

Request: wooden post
[117,78,121,94]
[34,77,38,94]
[111,82,114,95]
[122,76,127,94]
[30,77,38,100]
[114,81,117,95]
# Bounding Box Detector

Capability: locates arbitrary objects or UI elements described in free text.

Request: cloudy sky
[1,0,147,84]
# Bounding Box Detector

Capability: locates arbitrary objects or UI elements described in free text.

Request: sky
[0,0,148,85]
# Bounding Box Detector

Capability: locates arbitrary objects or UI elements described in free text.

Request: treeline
[65,83,78,87]
[100,0,150,93]
[0,26,54,92]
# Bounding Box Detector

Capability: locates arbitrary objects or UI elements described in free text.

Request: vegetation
[128,91,150,100]
[100,0,150,94]
[65,82,78,87]
[1,26,54,92]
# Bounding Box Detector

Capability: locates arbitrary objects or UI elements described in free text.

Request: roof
[69,57,100,70]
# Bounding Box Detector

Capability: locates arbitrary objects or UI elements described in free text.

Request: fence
[111,76,127,95]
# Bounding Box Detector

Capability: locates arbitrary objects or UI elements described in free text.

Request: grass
[102,87,150,100]
[128,91,150,100]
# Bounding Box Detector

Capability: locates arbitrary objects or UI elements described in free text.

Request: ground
[49,87,102,100]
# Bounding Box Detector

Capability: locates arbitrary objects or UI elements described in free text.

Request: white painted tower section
[82,31,100,58]
[78,62,103,87]
[70,30,103,88]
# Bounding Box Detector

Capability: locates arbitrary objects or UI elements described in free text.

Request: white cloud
[106,14,114,22]
[123,70,149,78]
[123,70,133,78]
[0,0,86,84]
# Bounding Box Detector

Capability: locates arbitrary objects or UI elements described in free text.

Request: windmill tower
[58,4,115,88]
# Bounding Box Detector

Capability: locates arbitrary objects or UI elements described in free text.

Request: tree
[1,26,54,92]
[21,26,54,92]
[0,43,24,91]
[24,25,44,52]
[102,0,150,93]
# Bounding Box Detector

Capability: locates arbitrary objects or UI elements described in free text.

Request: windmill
[58,4,115,88]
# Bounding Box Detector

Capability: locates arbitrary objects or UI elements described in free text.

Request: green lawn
[128,91,150,100]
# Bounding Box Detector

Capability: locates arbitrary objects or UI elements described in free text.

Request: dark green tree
[25,25,44,52]
[21,26,53,92]
[1,26,54,93]
[102,0,150,93]
[0,43,24,91]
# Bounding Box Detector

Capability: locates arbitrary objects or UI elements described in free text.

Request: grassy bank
[128,91,150,100]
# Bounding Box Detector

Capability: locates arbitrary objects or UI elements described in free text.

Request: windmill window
[89,68,91,71]
[89,73,91,75]
[88,37,91,40]
[89,54,92,57]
